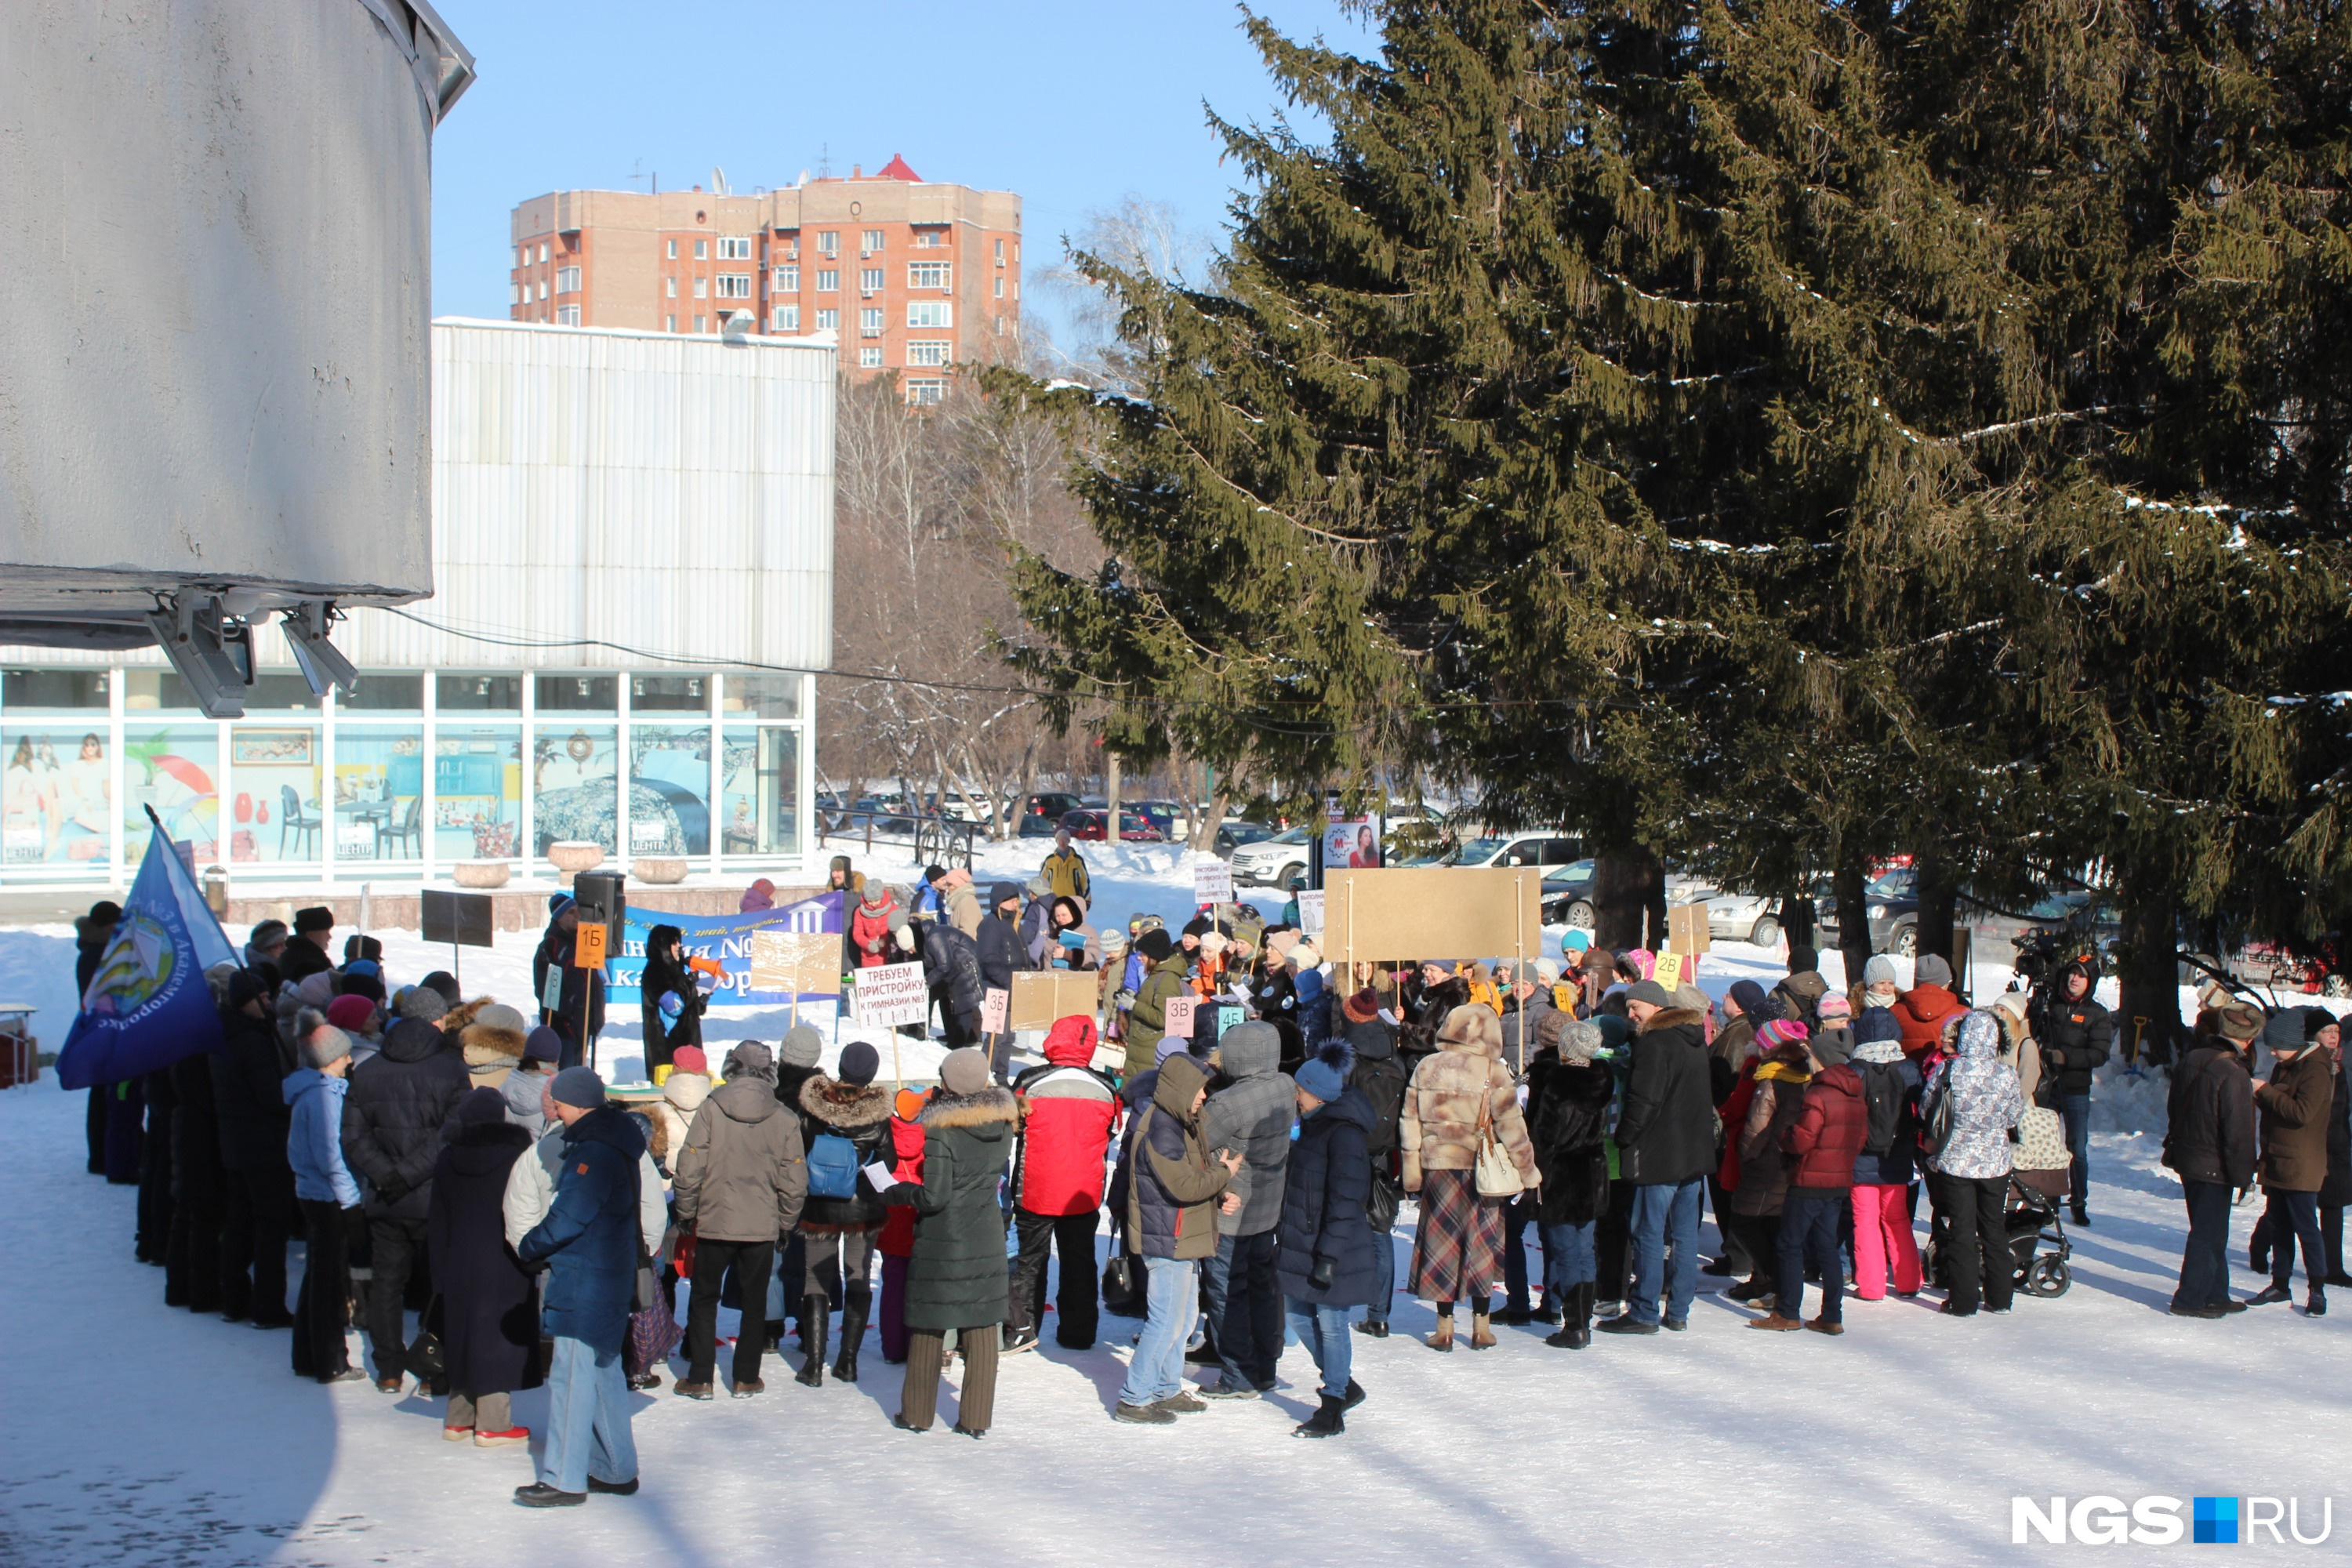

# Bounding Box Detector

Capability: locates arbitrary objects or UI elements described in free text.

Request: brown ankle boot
[1427,1311,1454,1352]
[1469,1310,1496,1350]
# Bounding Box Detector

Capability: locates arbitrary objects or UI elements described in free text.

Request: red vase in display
[234,792,252,824]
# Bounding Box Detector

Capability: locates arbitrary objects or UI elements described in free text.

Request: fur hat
[938,1046,990,1097]
[2216,1003,2263,1044]
[779,1024,823,1068]
[724,1040,777,1083]
[293,905,334,935]
[1295,1039,1354,1104]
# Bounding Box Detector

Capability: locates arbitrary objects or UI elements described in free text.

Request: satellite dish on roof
[711,165,728,196]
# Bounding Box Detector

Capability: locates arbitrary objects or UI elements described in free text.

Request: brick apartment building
[509,155,1019,401]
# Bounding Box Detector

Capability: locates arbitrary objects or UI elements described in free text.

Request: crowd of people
[65,840,2352,1504]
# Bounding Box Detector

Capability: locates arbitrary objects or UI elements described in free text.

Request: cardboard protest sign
[1668,902,1712,955]
[981,987,1010,1034]
[1652,950,1685,990]
[573,921,608,971]
[1319,867,1544,965]
[853,960,929,1028]
[1010,970,1098,1030]
[750,930,841,996]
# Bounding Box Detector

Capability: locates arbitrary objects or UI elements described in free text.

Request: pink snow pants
[1851,1183,1922,1299]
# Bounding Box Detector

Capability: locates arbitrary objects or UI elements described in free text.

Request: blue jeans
[539,1335,637,1494]
[1367,1205,1396,1323]
[1283,1298,1352,1399]
[2059,1094,2091,1212]
[1777,1191,1846,1324]
[1501,1192,1547,1311]
[1118,1257,1197,1407]
[1627,1178,1703,1327]
[1541,1220,1597,1295]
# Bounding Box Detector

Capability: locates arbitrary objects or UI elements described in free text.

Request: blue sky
[430,1,1377,349]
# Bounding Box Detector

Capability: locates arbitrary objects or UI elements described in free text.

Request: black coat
[1345,1017,1408,1159]
[886,1086,1018,1331]
[1273,1086,1381,1308]
[212,1008,292,1174]
[976,913,1027,993]
[2320,1064,2352,1210]
[920,922,985,1015]
[1526,1052,1614,1226]
[795,1074,894,1232]
[1613,1010,1718,1185]
[426,1120,541,1396]
[2033,978,2114,1099]
[637,943,706,1071]
[170,1047,224,1205]
[2164,1042,2257,1189]
[532,920,606,1038]
[341,1018,469,1220]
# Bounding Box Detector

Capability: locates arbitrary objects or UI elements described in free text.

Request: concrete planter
[546,841,605,876]
[633,856,689,885]
[452,860,511,889]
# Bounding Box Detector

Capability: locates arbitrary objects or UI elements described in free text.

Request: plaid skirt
[1407,1167,1506,1305]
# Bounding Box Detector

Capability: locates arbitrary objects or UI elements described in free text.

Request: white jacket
[503,1122,666,1258]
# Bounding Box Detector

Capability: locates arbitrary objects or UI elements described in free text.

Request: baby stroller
[2005,1107,2074,1298]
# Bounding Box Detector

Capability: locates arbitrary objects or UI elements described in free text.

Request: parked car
[1024,791,1083,821]
[1813,869,1920,956]
[1231,824,1312,887]
[1061,808,1164,843]
[1212,818,1282,856]
[1541,859,1599,928]
[1682,885,1784,949]
[1443,830,1586,872]
[1122,799,1186,840]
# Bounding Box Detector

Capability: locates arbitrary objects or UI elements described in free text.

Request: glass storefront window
[122,669,201,713]
[4,669,110,710]
[537,673,616,713]
[333,728,426,865]
[339,673,425,715]
[721,674,800,719]
[533,724,616,853]
[245,676,327,713]
[3,728,113,872]
[436,725,523,860]
[125,724,220,866]
[720,726,797,858]
[630,724,710,855]
[227,723,322,865]
[630,673,710,713]
[438,673,522,713]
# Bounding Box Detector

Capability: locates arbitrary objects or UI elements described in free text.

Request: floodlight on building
[281,601,361,699]
[143,593,255,719]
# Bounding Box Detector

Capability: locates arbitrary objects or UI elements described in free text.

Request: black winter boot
[1294,1394,1347,1438]
[1545,1282,1594,1349]
[796,1297,829,1387]
[833,1296,869,1381]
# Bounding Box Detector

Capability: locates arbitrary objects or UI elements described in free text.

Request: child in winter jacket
[1007,1016,1122,1350]
[875,1087,929,1364]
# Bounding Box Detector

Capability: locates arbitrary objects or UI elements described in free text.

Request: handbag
[1365,1164,1403,1236]
[1101,1109,1150,1316]
[406,1294,446,1383]
[1921,1074,1957,1157]
[1472,1090,1525,1199]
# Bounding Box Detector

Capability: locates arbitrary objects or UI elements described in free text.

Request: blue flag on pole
[56,817,239,1091]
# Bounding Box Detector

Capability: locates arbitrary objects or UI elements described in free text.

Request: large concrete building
[0,320,833,894]
[510,157,1020,402]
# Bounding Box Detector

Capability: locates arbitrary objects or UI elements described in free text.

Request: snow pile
[2086,1058,2172,1136]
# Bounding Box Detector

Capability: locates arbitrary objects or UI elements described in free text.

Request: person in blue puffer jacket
[284,1018,362,1382]
[1276,1040,1379,1438]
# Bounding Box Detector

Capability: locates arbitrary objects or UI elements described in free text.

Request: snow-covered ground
[4,848,2349,1565]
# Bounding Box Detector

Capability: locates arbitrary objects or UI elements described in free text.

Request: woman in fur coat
[1400,1004,1539,1352]
[880,1047,1018,1437]
[792,1040,895,1386]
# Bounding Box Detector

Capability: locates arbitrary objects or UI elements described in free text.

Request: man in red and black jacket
[2031,959,2113,1225]
[1006,1014,1121,1352]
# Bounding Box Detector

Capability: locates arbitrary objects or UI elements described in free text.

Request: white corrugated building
[0,319,834,890]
